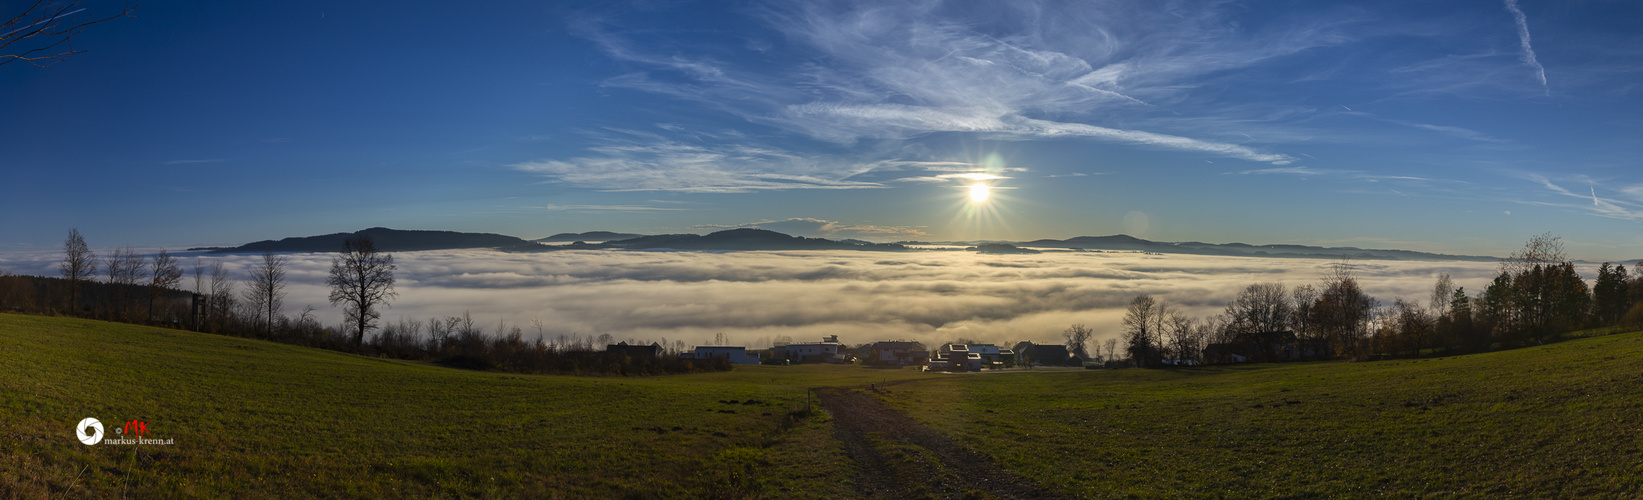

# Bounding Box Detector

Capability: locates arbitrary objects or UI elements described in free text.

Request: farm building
[689,346,760,365]
[1012,342,1080,366]
[866,341,928,366]
[606,341,662,359]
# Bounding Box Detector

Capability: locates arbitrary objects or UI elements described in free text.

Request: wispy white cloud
[1526,175,1643,221]
[1502,0,1549,93]
[529,204,685,212]
[560,0,1320,173]
[511,134,885,193]
[1342,110,1511,144]
[1234,166,1332,176]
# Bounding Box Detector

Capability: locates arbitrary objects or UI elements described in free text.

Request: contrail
[0,8,85,38]
[1503,0,1549,93]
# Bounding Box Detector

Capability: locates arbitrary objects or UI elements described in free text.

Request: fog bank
[1,249,1511,348]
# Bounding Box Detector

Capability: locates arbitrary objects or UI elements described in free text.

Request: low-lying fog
[3,249,1512,347]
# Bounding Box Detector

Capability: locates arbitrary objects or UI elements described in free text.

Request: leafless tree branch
[1,0,136,68]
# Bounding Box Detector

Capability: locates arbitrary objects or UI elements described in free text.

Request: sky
[4,0,1643,260]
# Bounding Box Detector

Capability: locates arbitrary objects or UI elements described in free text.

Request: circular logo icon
[76,418,103,445]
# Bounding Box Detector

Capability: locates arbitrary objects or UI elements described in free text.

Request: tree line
[1073,234,1643,367]
[0,228,729,376]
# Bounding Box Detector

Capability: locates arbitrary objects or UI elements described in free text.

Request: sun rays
[968,183,991,203]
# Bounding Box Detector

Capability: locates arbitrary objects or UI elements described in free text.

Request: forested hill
[534,231,645,243]
[610,228,908,251]
[200,227,535,253]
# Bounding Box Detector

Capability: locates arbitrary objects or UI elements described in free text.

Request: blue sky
[4,0,1641,260]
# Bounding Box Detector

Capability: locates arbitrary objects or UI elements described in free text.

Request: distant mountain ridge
[201,227,1498,261]
[607,228,907,251]
[534,231,645,243]
[202,227,535,253]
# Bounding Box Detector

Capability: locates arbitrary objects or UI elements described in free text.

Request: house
[1012,342,1079,366]
[866,341,928,366]
[966,344,1014,367]
[1203,330,1329,364]
[606,341,661,359]
[929,344,984,371]
[689,345,760,365]
[781,335,847,364]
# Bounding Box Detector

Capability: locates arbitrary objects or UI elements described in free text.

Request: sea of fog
[0,248,1517,348]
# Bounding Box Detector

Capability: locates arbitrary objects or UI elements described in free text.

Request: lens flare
[969,183,991,203]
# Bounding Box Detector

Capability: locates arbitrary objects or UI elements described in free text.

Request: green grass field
[5,313,1641,498]
[0,313,929,498]
[871,332,1643,498]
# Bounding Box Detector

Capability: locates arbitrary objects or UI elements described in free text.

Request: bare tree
[1122,294,1166,367]
[244,252,287,336]
[104,246,143,319]
[146,248,181,322]
[1062,323,1093,361]
[1430,272,1454,318]
[1290,284,1319,341]
[1501,232,1566,276]
[1388,298,1436,356]
[1101,337,1118,364]
[1162,311,1198,364]
[58,228,97,313]
[206,259,235,330]
[191,258,204,295]
[2,1,136,68]
[1226,282,1292,335]
[327,236,396,349]
[1315,260,1377,359]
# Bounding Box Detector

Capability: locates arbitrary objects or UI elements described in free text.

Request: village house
[605,341,661,359]
[1012,341,1080,366]
[928,344,984,371]
[865,341,928,366]
[965,343,1014,367]
[782,335,847,364]
[687,345,760,365]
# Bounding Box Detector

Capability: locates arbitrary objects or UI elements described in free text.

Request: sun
[968,183,991,203]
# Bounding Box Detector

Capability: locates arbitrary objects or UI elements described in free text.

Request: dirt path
[817,385,1065,499]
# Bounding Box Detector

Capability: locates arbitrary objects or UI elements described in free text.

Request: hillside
[0,314,925,498]
[871,331,1643,497]
[200,227,537,253]
[6,313,1639,497]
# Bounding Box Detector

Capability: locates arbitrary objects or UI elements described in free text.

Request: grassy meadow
[0,313,928,498]
[5,312,1641,498]
[871,331,1643,498]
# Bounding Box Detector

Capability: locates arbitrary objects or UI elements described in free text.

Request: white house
[690,346,759,365]
[783,335,846,363]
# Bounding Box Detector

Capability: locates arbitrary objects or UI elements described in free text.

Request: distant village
[610,335,1091,372]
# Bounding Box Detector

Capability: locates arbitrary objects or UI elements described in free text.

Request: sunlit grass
[0,313,929,498]
[872,331,1643,498]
